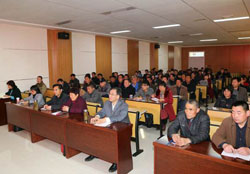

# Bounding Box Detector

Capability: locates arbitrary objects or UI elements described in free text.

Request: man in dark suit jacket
[44,84,69,111]
[168,100,210,146]
[85,87,130,172]
[231,77,248,102]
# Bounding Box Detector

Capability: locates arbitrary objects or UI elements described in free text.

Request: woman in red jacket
[153,82,176,130]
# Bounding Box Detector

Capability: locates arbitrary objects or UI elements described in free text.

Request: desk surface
[154,136,250,174]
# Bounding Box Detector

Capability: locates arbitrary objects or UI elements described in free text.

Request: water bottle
[33,99,39,111]
[83,109,88,123]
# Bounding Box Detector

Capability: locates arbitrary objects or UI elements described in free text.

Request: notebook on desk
[221,150,250,161]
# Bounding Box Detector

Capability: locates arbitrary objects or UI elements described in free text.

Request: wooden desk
[65,120,133,174]
[6,103,133,174]
[6,102,32,131]
[0,98,11,125]
[154,137,250,174]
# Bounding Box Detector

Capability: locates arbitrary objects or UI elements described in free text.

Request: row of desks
[6,102,133,174]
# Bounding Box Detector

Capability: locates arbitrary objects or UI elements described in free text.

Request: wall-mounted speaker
[58,32,70,40]
[155,43,160,49]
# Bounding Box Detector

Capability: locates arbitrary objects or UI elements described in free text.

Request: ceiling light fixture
[238,37,250,40]
[153,24,181,29]
[110,30,131,34]
[213,16,249,22]
[168,41,183,44]
[190,33,203,36]
[200,39,218,42]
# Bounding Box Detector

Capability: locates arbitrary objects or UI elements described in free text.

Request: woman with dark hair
[153,82,176,130]
[214,87,236,109]
[62,88,87,114]
[4,80,22,101]
[22,85,45,107]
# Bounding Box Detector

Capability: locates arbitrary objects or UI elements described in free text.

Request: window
[189,51,205,57]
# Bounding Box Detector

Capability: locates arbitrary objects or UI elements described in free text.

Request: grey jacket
[233,86,248,102]
[134,88,154,99]
[24,93,45,107]
[97,99,130,124]
[97,83,111,97]
[167,109,210,144]
[82,89,103,106]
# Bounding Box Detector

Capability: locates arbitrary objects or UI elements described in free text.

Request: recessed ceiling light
[238,37,250,40]
[213,16,249,22]
[153,24,181,29]
[110,30,131,34]
[168,41,183,44]
[200,39,218,42]
[190,33,203,36]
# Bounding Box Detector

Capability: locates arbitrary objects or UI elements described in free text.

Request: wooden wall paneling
[150,43,159,70]
[127,40,139,77]
[47,29,73,88]
[95,36,112,80]
[243,45,250,75]
[168,45,174,70]
[182,45,250,75]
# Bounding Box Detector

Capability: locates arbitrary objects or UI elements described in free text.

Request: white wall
[139,41,150,73]
[0,23,48,94]
[158,44,168,73]
[112,37,128,74]
[72,32,96,83]
[174,46,182,70]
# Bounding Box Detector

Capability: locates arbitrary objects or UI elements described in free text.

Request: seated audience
[57,78,70,94]
[22,85,45,107]
[168,74,176,86]
[109,75,118,88]
[82,74,95,91]
[168,100,210,146]
[231,77,248,102]
[214,87,236,109]
[170,79,188,112]
[43,84,69,111]
[91,72,99,85]
[4,80,22,101]
[183,75,196,100]
[36,76,47,96]
[82,83,103,106]
[131,76,141,92]
[134,80,154,100]
[147,76,157,91]
[97,78,111,97]
[122,79,135,98]
[62,88,87,114]
[69,73,80,88]
[86,87,130,172]
[153,82,175,130]
[212,101,250,156]
[117,74,124,88]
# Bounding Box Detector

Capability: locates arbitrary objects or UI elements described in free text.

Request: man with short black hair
[231,77,248,102]
[97,78,111,97]
[212,101,250,156]
[69,73,80,89]
[82,83,103,106]
[44,84,69,111]
[168,100,210,146]
[57,78,70,94]
[134,80,154,100]
[36,76,47,96]
[86,87,130,172]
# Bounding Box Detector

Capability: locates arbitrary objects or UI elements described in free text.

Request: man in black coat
[57,78,70,94]
[122,79,135,98]
[44,84,69,111]
[168,100,210,146]
[182,75,196,100]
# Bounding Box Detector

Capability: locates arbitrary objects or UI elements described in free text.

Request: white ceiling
[1,0,250,46]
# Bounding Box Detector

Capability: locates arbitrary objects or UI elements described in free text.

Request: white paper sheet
[221,150,250,161]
